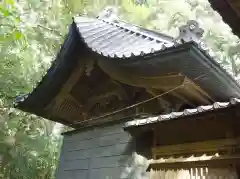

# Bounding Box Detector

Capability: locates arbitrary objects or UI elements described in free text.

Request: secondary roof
[124,98,240,129]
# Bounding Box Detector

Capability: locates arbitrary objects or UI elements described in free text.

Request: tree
[1,0,68,178]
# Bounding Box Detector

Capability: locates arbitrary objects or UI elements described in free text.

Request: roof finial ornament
[175,20,204,44]
[97,6,119,23]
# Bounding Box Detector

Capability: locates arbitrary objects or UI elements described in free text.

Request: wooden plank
[147,155,240,171]
[152,138,240,157]
[58,170,88,179]
[91,155,131,169]
[64,130,94,143]
[89,167,126,179]
[96,132,131,147]
[92,143,133,157]
[63,158,89,170]
[66,139,94,151]
[64,148,92,161]
[95,123,126,137]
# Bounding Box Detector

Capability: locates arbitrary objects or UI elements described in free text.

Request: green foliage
[1,0,240,178]
[0,0,66,178]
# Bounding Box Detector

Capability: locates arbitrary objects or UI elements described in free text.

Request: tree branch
[1,24,63,37]
[0,24,17,29]
[37,24,64,37]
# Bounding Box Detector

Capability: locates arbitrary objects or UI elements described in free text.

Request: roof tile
[74,17,174,58]
[184,108,198,115]
[124,98,240,128]
[197,105,213,112]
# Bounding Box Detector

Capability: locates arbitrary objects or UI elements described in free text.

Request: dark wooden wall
[55,121,150,179]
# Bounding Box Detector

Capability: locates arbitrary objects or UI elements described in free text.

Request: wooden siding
[56,122,150,179]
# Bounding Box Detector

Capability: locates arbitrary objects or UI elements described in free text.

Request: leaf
[229,44,240,56]
[0,8,9,16]
[13,31,22,40]
[5,0,15,5]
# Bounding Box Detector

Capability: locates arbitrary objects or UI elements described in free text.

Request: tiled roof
[74,17,174,58]
[124,98,240,128]
[14,16,240,127]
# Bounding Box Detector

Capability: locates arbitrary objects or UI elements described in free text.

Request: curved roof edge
[14,17,176,112]
[15,22,83,114]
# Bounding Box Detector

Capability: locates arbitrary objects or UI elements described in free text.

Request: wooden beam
[111,80,130,101]
[87,90,120,105]
[153,128,157,160]
[147,155,240,171]
[181,77,213,104]
[227,0,240,18]
[103,71,186,89]
[152,138,240,157]
[59,64,84,94]
[146,88,171,112]
[170,90,195,107]
[44,61,85,112]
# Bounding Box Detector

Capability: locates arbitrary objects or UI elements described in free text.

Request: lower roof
[124,98,240,129]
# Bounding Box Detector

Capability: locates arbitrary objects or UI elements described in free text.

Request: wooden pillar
[152,128,157,159]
